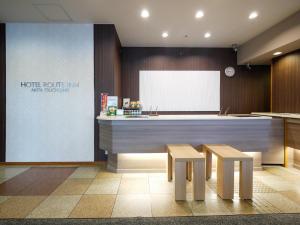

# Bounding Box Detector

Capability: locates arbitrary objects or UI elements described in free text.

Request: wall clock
[225,66,235,77]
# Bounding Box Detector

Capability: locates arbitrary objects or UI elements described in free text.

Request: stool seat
[167,144,205,201]
[203,144,253,200]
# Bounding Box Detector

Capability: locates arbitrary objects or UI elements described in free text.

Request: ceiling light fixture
[162,32,169,38]
[195,10,204,18]
[249,11,258,20]
[273,52,282,56]
[141,9,149,18]
[204,32,211,38]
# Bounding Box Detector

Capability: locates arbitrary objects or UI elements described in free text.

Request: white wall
[6,23,94,162]
[139,71,220,111]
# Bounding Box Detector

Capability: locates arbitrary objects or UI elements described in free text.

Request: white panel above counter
[139,70,220,112]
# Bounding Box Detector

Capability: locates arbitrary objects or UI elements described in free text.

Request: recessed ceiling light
[141,9,149,18]
[249,11,258,20]
[204,32,211,38]
[195,10,204,18]
[273,52,282,56]
[162,32,169,38]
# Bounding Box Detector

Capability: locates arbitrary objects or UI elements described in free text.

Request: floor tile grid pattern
[0,166,300,218]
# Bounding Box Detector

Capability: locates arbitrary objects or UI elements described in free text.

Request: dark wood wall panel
[0,24,5,162]
[272,49,300,113]
[286,119,300,149]
[94,24,121,161]
[121,47,270,114]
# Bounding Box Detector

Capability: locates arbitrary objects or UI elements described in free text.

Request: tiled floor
[0,164,300,218]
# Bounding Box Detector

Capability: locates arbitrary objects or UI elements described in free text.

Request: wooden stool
[167,144,205,201]
[203,144,253,200]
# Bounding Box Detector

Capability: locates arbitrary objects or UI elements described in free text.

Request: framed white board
[139,70,220,111]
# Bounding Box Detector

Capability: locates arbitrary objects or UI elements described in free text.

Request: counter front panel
[97,115,284,170]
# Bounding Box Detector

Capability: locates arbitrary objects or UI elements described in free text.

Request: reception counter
[97,114,284,172]
[253,112,300,168]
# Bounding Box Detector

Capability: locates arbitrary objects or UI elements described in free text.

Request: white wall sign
[6,23,94,162]
[139,70,220,111]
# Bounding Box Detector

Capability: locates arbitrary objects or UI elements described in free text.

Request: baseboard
[0,161,106,166]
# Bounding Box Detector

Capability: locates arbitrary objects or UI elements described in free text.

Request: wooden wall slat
[0,24,5,162]
[121,47,270,114]
[94,24,121,161]
[272,49,300,113]
[286,119,300,149]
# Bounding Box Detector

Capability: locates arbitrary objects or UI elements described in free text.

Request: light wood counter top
[252,112,300,119]
[97,114,272,121]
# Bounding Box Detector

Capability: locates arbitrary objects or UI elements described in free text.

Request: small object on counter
[123,100,143,115]
[117,109,124,116]
[107,96,118,108]
[130,101,137,108]
[101,93,108,112]
[149,105,159,116]
[123,98,130,108]
[107,106,117,116]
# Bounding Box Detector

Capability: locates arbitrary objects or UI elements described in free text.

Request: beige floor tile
[251,194,281,213]
[85,178,120,195]
[69,167,101,179]
[279,190,300,205]
[186,180,193,193]
[112,194,151,217]
[200,185,219,200]
[51,179,92,195]
[27,195,81,218]
[0,166,29,179]
[208,174,276,195]
[151,194,192,217]
[252,179,276,193]
[96,171,122,179]
[118,178,149,194]
[0,196,46,218]
[257,175,297,191]
[0,196,9,204]
[149,177,174,194]
[280,175,300,185]
[191,198,232,216]
[184,185,218,201]
[148,173,167,178]
[254,170,275,177]
[255,193,300,213]
[264,166,300,176]
[69,195,116,218]
[122,173,148,179]
[286,167,300,175]
[223,199,258,214]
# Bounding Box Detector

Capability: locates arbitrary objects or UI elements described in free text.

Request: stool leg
[168,152,172,181]
[175,161,186,200]
[217,159,234,199]
[206,151,212,180]
[186,162,192,181]
[239,160,253,199]
[193,160,205,200]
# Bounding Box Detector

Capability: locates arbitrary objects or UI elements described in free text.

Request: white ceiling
[0,0,300,47]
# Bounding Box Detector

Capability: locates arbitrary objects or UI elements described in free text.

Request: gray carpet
[0,214,299,225]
